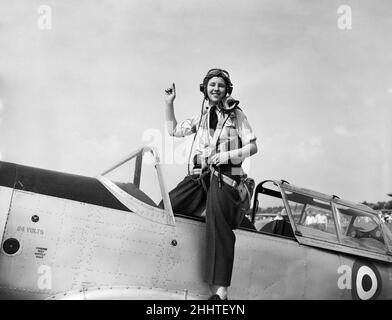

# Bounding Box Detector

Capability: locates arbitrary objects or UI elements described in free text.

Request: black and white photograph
[0,0,391,306]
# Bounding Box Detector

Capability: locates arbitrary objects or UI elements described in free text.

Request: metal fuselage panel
[0,189,183,299]
[231,231,347,299]
[1,182,391,299]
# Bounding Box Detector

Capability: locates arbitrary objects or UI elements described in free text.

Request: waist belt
[190,168,238,188]
[190,167,239,188]
[212,168,238,188]
[190,168,202,175]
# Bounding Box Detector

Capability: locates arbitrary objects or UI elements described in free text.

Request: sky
[0,0,391,203]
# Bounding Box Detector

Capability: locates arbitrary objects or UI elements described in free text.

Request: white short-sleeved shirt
[172,115,201,138]
[198,107,257,160]
[171,102,210,157]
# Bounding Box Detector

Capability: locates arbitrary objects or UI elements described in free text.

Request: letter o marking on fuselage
[356,266,377,300]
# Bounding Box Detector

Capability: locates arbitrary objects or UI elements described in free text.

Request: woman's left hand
[210,152,230,166]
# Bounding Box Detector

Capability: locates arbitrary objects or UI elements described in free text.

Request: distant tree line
[258,200,392,214]
[258,206,284,214]
[256,200,392,216]
[361,200,392,211]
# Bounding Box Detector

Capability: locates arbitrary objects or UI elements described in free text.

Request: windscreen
[103,150,163,208]
[334,204,387,253]
[283,190,339,243]
[253,181,289,233]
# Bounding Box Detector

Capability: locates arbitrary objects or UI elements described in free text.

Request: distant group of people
[380,213,392,223]
[304,210,328,231]
[162,68,258,300]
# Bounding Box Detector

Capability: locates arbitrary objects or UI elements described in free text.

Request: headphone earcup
[200,83,208,98]
[227,84,233,95]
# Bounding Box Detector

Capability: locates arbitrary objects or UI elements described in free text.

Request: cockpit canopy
[252,180,392,263]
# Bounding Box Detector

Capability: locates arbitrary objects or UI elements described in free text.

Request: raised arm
[164,83,177,136]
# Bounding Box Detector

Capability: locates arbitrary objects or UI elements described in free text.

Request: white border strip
[0,186,13,243]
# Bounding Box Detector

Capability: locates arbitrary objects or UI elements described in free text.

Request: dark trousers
[160,171,243,287]
[158,174,208,217]
[205,173,241,287]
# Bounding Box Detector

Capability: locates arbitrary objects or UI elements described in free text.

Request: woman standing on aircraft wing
[163,69,258,300]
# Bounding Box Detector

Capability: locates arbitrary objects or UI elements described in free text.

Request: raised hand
[164,83,176,104]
